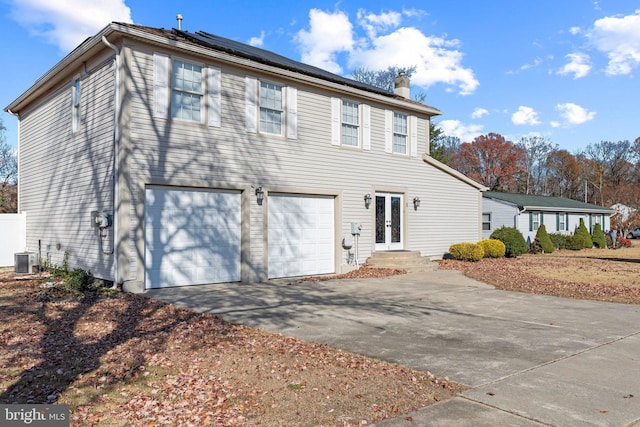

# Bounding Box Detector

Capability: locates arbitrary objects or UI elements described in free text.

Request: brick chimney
[393,72,410,98]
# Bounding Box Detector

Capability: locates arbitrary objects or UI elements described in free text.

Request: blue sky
[1,0,639,153]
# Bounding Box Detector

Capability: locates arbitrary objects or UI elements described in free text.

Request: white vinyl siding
[207,67,221,127]
[72,78,81,132]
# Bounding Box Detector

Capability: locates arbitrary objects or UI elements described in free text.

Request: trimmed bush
[573,218,593,249]
[533,224,554,254]
[64,268,95,293]
[478,239,506,258]
[591,223,606,248]
[449,242,484,261]
[549,233,571,249]
[490,226,528,258]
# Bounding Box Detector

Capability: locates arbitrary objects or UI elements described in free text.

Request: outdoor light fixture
[364,193,372,209]
[255,186,264,206]
[413,197,421,210]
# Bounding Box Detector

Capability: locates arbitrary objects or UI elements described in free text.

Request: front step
[365,250,438,272]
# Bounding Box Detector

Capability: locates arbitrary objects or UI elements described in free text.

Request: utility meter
[351,222,362,235]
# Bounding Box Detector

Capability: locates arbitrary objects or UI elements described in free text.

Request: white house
[483,192,614,243]
[5,22,486,292]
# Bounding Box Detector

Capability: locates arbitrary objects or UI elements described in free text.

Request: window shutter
[540,212,544,225]
[589,214,592,232]
[286,86,298,139]
[410,116,418,157]
[529,212,533,232]
[565,213,569,231]
[384,110,393,153]
[426,118,431,155]
[556,213,560,231]
[362,104,371,150]
[245,76,258,133]
[153,53,169,118]
[331,97,340,145]
[207,67,221,127]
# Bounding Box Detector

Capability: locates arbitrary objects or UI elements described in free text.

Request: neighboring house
[5,22,486,292]
[483,192,614,242]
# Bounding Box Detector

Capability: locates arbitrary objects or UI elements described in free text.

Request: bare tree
[517,136,557,195]
[0,118,18,212]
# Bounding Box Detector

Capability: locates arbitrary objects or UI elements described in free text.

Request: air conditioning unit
[15,252,37,274]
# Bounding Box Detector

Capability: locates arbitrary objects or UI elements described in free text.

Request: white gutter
[101,35,121,288]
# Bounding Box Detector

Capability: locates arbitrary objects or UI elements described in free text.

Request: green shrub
[478,239,506,258]
[573,218,593,249]
[591,223,606,248]
[549,233,571,249]
[64,268,95,293]
[533,224,554,254]
[449,242,484,261]
[490,226,528,257]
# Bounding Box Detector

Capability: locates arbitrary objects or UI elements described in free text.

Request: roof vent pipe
[176,14,183,30]
[394,71,410,99]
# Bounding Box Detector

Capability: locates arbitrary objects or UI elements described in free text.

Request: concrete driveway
[144,270,640,426]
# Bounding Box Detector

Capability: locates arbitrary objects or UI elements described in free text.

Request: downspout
[102,36,121,289]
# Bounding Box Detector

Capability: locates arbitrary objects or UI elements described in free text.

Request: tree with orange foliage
[450,133,526,192]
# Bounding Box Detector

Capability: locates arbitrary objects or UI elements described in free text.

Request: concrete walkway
[144,271,640,426]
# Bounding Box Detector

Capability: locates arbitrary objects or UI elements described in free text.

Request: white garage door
[268,194,335,278]
[144,187,241,289]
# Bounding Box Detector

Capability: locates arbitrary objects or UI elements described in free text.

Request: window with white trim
[341,100,359,147]
[558,213,565,231]
[72,78,81,132]
[393,112,408,154]
[259,81,283,135]
[482,213,491,231]
[171,59,203,122]
[532,212,540,231]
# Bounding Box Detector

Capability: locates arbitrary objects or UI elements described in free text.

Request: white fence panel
[0,213,26,267]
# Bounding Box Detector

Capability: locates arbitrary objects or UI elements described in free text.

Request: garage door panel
[145,187,241,289]
[268,195,335,278]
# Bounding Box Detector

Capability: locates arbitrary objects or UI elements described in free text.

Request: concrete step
[365,250,439,272]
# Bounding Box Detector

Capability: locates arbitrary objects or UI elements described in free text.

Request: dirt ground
[0,268,460,427]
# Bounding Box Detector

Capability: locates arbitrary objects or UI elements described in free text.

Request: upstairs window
[393,112,408,154]
[72,78,81,132]
[341,100,360,147]
[259,81,283,135]
[171,59,203,122]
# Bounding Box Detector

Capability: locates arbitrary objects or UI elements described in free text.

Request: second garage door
[144,186,241,289]
[268,194,335,278]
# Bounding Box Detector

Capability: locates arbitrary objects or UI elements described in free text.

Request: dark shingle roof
[484,192,614,213]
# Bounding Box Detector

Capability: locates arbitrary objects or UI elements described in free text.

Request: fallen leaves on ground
[0,269,460,426]
[438,251,640,305]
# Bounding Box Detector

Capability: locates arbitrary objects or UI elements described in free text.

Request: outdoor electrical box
[91,211,112,229]
[351,222,362,235]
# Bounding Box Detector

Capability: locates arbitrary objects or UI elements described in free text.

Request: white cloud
[557,52,591,79]
[349,26,479,95]
[248,31,265,47]
[588,9,640,75]
[569,26,582,35]
[512,106,541,126]
[438,119,484,143]
[294,9,355,74]
[556,103,596,125]
[9,0,131,52]
[471,108,488,119]
[357,9,402,38]
[550,121,561,128]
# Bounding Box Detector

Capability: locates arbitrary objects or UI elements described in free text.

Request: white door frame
[374,192,403,251]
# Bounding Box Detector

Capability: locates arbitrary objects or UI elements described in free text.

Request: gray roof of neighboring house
[483,192,614,214]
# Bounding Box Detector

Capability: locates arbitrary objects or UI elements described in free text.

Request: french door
[375,193,403,251]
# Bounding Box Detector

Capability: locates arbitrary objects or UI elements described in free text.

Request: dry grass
[439,241,640,304]
[0,268,460,426]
